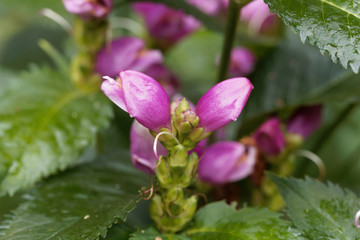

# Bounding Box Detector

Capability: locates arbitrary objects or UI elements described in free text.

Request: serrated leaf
[241,31,360,123]
[0,150,148,240]
[269,174,360,239]
[264,0,360,73]
[185,201,305,240]
[0,66,113,196]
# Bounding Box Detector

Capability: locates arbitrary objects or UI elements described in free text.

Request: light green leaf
[185,201,305,240]
[0,66,113,196]
[264,0,360,73]
[0,150,148,240]
[130,228,190,240]
[269,174,360,239]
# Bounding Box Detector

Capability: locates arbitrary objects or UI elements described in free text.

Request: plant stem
[217,0,250,83]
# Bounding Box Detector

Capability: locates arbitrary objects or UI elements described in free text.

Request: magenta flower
[228,47,256,77]
[196,77,253,132]
[253,117,285,156]
[187,0,228,16]
[62,0,113,19]
[102,71,253,135]
[198,141,257,184]
[144,64,179,98]
[101,71,171,132]
[287,105,323,139]
[130,120,167,173]
[133,2,200,46]
[96,37,163,78]
[240,0,278,34]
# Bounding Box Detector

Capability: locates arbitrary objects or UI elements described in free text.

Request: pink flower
[198,141,257,184]
[144,64,179,98]
[96,37,163,78]
[130,120,167,173]
[287,105,322,138]
[133,2,200,46]
[240,0,278,34]
[102,71,253,134]
[62,0,113,19]
[187,0,228,16]
[228,47,256,77]
[101,71,171,132]
[195,77,253,132]
[253,117,285,156]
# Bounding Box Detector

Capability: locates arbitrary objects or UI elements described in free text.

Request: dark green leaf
[130,228,190,240]
[185,201,305,240]
[0,66,113,196]
[242,31,360,123]
[269,174,360,239]
[264,0,360,73]
[0,150,148,240]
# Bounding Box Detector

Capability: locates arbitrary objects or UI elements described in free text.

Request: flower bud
[62,0,113,19]
[133,2,200,47]
[287,105,322,139]
[130,120,167,173]
[101,70,171,132]
[187,0,228,16]
[253,117,285,156]
[240,0,280,35]
[96,37,163,78]
[195,77,253,132]
[198,141,257,184]
[174,98,200,135]
[228,47,257,77]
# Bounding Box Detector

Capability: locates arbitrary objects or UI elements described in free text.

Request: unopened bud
[175,110,200,135]
[169,145,188,167]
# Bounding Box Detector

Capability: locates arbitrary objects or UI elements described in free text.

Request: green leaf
[269,174,360,239]
[0,66,113,196]
[185,201,305,240]
[264,0,360,73]
[130,228,190,240]
[0,150,148,240]
[241,31,360,124]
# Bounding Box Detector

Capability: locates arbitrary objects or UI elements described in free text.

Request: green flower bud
[169,145,187,167]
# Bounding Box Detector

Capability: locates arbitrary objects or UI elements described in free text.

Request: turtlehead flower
[144,64,179,98]
[196,77,253,132]
[130,120,167,173]
[102,70,253,138]
[217,47,256,77]
[101,71,171,132]
[187,0,228,16]
[240,0,278,35]
[133,2,200,47]
[287,105,323,139]
[96,37,163,78]
[253,117,285,156]
[198,141,257,184]
[62,0,113,19]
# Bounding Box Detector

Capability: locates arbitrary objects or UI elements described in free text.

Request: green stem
[217,0,251,83]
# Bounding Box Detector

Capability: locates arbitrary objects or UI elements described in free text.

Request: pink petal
[287,105,322,139]
[120,70,171,132]
[101,76,128,112]
[196,78,253,132]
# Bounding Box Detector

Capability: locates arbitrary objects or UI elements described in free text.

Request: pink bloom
[102,71,253,134]
[240,0,278,34]
[228,47,256,77]
[133,2,200,46]
[144,64,179,97]
[198,141,257,184]
[196,77,253,132]
[187,0,228,16]
[96,37,163,78]
[62,0,112,19]
[130,120,167,173]
[101,71,171,132]
[253,117,285,156]
[287,105,323,138]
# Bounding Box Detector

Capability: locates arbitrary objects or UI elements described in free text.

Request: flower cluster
[62,0,113,19]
